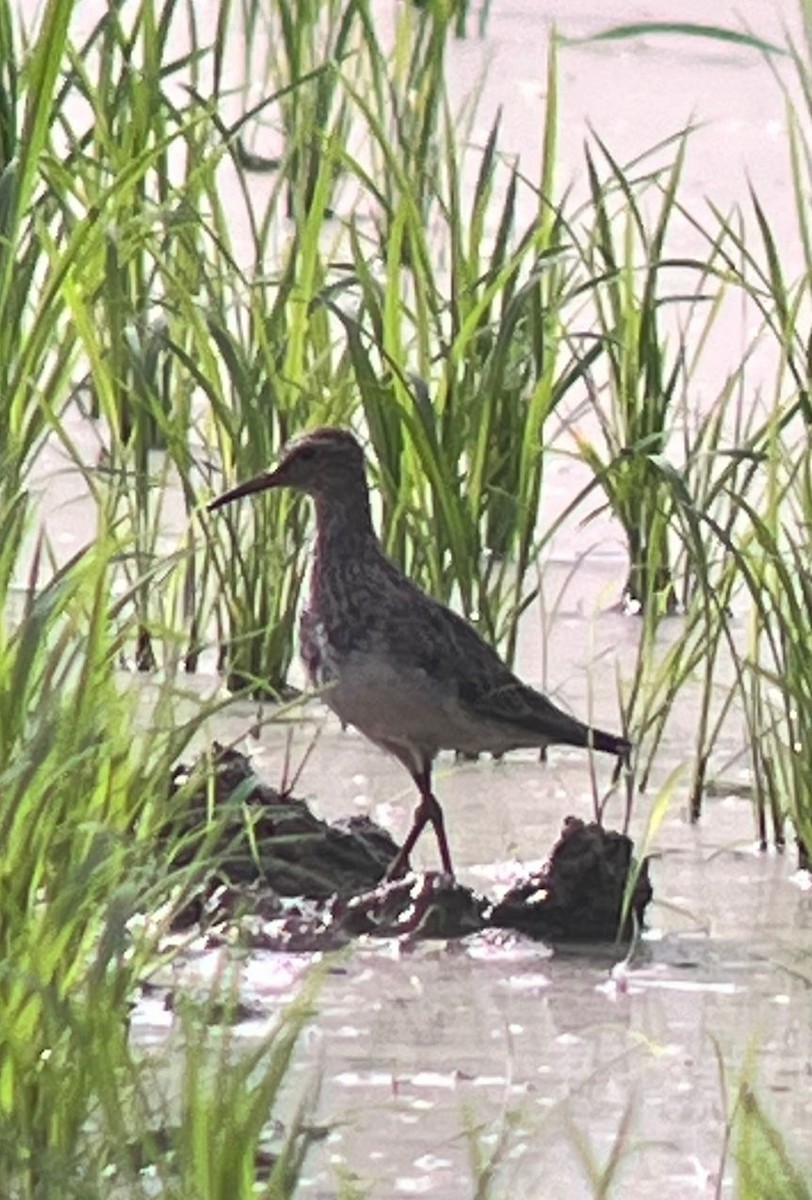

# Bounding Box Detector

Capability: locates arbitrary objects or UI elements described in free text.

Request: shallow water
[297,849,811,1199]
[24,0,812,1192]
[133,717,812,1196]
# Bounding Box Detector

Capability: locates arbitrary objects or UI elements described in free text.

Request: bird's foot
[385,860,457,886]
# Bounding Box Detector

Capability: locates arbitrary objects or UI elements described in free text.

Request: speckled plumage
[209,427,630,877]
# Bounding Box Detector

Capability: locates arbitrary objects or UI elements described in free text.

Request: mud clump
[328,873,487,941]
[164,746,651,948]
[166,745,396,910]
[490,816,652,943]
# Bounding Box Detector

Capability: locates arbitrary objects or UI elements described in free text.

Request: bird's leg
[386,766,454,880]
[386,803,429,880]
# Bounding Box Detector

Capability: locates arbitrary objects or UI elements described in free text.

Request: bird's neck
[311,485,377,577]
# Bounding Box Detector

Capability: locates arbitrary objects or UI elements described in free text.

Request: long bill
[207,469,281,512]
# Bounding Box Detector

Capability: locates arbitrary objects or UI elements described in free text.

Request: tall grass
[0,515,319,1194]
[570,11,812,842]
[172,5,598,674]
[572,131,695,614]
[5,0,810,872]
[0,3,337,1189]
[6,0,810,826]
[329,37,592,657]
[0,0,75,500]
[13,0,812,846]
[4,0,812,1190]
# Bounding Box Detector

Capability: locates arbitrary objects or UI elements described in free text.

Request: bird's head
[208,427,366,511]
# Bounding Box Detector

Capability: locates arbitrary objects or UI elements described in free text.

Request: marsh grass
[4,0,812,1192]
[0,507,321,1195]
[709,469,812,856]
[0,3,531,1191]
[575,0,812,858]
[13,0,812,845]
[0,0,330,1143]
[569,128,724,614]
[0,0,76,500]
[158,8,593,675]
[329,38,613,659]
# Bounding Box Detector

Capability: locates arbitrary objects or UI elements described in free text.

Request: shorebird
[209,427,630,879]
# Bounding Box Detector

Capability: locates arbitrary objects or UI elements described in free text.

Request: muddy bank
[164,746,652,948]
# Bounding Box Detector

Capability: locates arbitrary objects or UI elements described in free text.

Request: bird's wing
[377,570,593,748]
[465,678,595,747]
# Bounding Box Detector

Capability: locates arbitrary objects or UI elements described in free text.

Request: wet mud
[165,746,652,948]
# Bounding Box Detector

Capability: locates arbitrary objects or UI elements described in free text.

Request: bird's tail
[586,725,631,762]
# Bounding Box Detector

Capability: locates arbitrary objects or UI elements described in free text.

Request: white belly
[319,649,534,764]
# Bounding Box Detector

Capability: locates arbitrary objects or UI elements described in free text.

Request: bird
[208,427,631,879]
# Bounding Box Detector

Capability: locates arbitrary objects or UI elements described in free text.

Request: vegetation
[0,0,811,1193]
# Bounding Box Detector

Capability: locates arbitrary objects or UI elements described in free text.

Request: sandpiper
[209,427,630,878]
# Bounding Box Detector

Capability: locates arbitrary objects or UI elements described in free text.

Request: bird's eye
[297,445,316,461]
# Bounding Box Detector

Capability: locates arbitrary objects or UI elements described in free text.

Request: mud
[165,747,651,948]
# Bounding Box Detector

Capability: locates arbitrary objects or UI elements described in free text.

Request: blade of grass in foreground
[559,22,787,57]
[734,1083,812,1200]
[0,506,322,1193]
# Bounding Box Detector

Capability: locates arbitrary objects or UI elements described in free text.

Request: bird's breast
[299,608,338,688]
